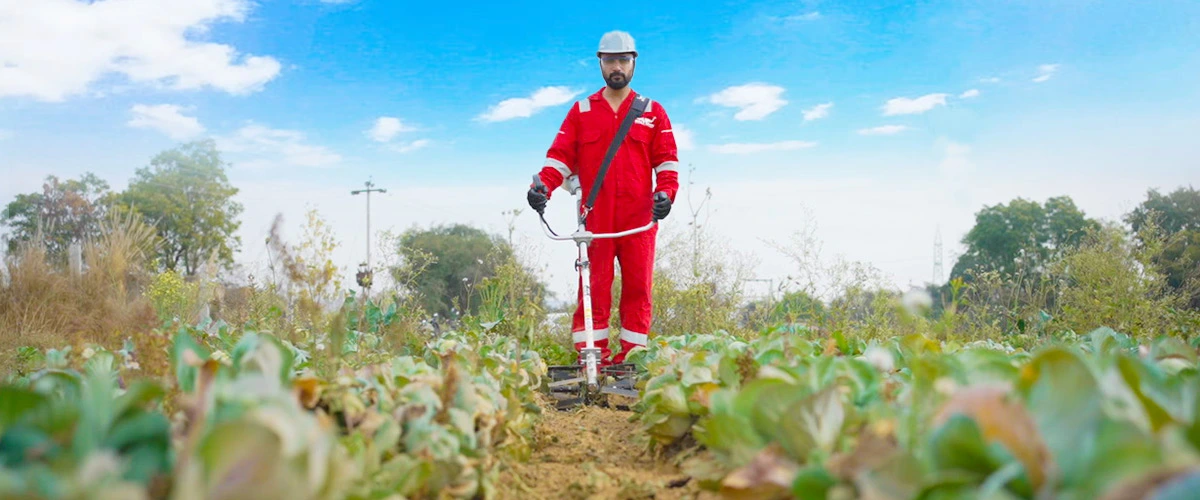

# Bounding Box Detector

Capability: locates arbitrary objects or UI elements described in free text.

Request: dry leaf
[933,384,1054,490]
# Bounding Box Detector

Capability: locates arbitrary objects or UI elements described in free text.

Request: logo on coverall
[634,116,656,128]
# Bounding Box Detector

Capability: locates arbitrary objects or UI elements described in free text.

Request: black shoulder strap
[583,94,650,219]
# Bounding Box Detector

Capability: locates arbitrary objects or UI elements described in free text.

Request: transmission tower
[933,226,944,285]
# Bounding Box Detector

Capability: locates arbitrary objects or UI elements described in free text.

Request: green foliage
[166,328,353,500]
[628,326,1200,500]
[145,269,200,324]
[467,250,549,339]
[390,223,546,319]
[0,346,172,499]
[951,195,1100,282]
[1050,221,1190,338]
[114,139,243,276]
[767,290,827,327]
[1126,185,1200,308]
[266,209,345,332]
[650,220,755,338]
[1,172,113,262]
[2,313,551,500]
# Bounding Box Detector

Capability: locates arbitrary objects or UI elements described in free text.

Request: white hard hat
[597,30,637,57]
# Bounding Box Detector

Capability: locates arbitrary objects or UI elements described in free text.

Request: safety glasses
[600,55,634,65]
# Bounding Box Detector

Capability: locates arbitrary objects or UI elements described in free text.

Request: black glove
[528,176,548,214]
[652,191,671,220]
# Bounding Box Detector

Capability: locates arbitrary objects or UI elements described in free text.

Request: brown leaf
[292,376,322,410]
[357,410,388,438]
[933,384,1054,491]
[720,444,800,500]
[827,422,900,480]
[823,338,840,357]
[689,382,721,409]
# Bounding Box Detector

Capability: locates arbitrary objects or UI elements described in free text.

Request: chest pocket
[625,121,654,161]
[578,127,606,173]
[628,122,653,144]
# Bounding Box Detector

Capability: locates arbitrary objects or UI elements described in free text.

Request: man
[527,30,680,366]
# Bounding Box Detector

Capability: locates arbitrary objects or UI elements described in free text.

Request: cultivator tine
[555,396,584,410]
[546,365,585,410]
[599,386,638,398]
[548,377,585,388]
[544,363,640,411]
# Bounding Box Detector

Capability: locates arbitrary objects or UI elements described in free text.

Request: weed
[0,210,167,380]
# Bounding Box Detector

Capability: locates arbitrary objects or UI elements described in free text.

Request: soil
[496,393,721,500]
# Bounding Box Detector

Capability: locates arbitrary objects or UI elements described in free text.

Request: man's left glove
[652,192,671,220]
[528,175,549,214]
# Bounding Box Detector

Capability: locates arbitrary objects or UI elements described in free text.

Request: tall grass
[0,210,167,376]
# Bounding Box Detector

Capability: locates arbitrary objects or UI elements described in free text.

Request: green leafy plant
[0,348,173,499]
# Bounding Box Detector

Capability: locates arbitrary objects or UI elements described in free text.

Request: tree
[265,209,343,329]
[115,139,243,276]
[1124,185,1200,308]
[390,223,543,318]
[1,173,113,262]
[950,195,1100,282]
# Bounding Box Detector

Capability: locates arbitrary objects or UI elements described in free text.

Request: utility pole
[352,178,387,290]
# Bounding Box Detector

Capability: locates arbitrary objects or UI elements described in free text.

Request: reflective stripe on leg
[619,328,647,346]
[573,327,610,344]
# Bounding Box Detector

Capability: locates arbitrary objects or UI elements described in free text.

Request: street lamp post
[351,179,387,290]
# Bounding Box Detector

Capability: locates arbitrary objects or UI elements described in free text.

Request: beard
[605,71,630,89]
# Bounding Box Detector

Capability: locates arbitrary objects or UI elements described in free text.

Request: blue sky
[3,0,1199,303]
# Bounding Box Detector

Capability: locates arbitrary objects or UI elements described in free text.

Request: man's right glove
[652,191,671,220]
[528,176,548,214]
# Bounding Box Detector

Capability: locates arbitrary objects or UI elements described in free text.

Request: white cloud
[959,89,981,98]
[0,0,282,102]
[365,116,428,153]
[938,141,974,176]
[762,11,822,28]
[215,123,341,168]
[127,104,205,140]
[390,139,431,153]
[803,102,833,122]
[708,140,817,154]
[979,77,1001,84]
[1033,64,1060,83]
[785,12,821,21]
[476,86,581,122]
[367,117,416,143]
[703,83,788,121]
[858,125,910,136]
[882,93,949,116]
[672,125,696,152]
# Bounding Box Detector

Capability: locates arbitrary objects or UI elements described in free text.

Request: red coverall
[534,87,680,364]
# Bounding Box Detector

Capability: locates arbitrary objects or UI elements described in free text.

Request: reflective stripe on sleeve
[546,158,571,177]
[578,99,590,112]
[654,161,679,174]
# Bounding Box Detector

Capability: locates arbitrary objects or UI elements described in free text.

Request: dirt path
[496,394,719,500]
